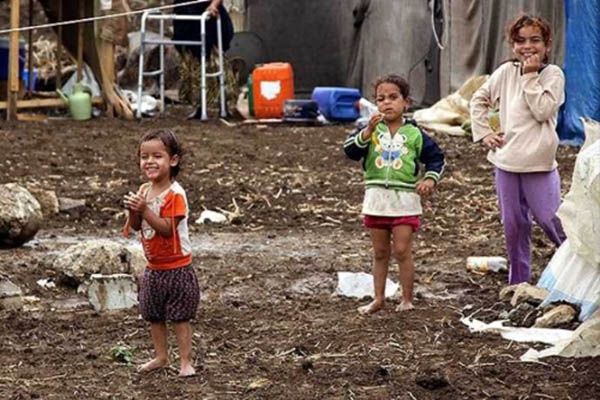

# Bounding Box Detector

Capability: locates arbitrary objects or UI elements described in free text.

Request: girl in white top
[470,14,566,284]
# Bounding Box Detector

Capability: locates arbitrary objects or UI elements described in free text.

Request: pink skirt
[363,215,421,232]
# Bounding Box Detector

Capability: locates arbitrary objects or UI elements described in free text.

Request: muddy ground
[0,109,598,400]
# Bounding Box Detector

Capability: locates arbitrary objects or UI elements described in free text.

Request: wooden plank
[6,0,20,120]
[76,1,84,81]
[57,0,63,88]
[0,97,104,110]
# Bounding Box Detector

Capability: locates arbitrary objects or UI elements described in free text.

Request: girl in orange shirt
[124,129,199,377]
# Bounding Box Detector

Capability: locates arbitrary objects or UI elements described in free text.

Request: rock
[87,274,138,312]
[51,297,91,312]
[58,197,87,217]
[126,245,147,280]
[415,370,449,390]
[26,187,60,217]
[499,284,520,302]
[287,273,335,296]
[507,302,540,327]
[0,183,43,247]
[0,277,23,311]
[534,304,578,328]
[510,283,549,307]
[52,240,132,286]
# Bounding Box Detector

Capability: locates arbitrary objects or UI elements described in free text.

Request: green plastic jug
[57,82,92,120]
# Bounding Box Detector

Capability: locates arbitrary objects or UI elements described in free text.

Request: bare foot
[395,301,414,312]
[138,357,168,373]
[357,300,384,315]
[179,363,196,377]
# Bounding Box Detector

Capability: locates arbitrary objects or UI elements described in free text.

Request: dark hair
[506,14,552,62]
[139,129,184,178]
[372,74,410,100]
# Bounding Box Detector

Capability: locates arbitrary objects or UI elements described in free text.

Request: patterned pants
[139,265,200,322]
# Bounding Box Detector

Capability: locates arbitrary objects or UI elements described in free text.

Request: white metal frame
[136,9,227,120]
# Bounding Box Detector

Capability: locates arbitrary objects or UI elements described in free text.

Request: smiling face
[139,139,179,185]
[511,25,549,64]
[375,82,408,123]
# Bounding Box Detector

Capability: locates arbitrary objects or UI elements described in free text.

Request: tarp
[556,0,600,144]
[246,0,565,105]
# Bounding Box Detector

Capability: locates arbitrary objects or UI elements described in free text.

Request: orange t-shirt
[125,182,192,270]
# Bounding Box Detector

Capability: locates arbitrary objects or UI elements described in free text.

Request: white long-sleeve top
[470,62,565,172]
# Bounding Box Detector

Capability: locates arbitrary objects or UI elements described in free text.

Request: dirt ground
[0,109,598,400]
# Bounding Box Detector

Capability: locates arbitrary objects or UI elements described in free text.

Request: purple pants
[495,168,566,284]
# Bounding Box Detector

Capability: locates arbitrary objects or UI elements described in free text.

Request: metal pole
[159,15,165,113]
[136,11,148,118]
[200,12,208,120]
[216,15,226,117]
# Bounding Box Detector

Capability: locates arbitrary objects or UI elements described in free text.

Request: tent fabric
[344,0,564,104]
[345,0,433,103]
[556,0,600,144]
[440,0,564,97]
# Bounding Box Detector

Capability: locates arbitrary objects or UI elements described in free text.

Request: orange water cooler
[252,62,294,119]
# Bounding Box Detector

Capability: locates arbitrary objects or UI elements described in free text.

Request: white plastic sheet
[334,271,398,299]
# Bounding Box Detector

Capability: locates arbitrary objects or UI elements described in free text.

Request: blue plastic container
[311,87,361,122]
[0,37,25,81]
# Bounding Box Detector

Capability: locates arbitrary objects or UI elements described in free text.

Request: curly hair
[506,14,552,62]
[372,74,410,100]
[139,129,184,178]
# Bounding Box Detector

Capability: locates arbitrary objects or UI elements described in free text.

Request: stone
[510,283,549,307]
[58,197,87,217]
[87,274,138,312]
[126,245,147,280]
[534,304,578,328]
[26,187,60,217]
[499,284,520,302]
[507,302,540,327]
[51,297,92,312]
[287,273,335,296]
[52,240,132,286]
[0,277,24,311]
[0,183,43,247]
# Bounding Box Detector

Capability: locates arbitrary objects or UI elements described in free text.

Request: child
[123,129,200,377]
[344,74,445,314]
[470,14,566,285]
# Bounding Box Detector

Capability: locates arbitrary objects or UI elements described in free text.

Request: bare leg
[174,321,196,377]
[358,228,391,315]
[391,225,415,312]
[139,322,169,372]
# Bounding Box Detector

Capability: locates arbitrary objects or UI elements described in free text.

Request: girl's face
[512,25,548,64]
[375,82,408,123]
[139,139,179,184]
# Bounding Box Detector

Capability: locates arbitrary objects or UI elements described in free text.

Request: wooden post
[6,0,20,121]
[77,0,84,82]
[26,0,34,95]
[56,0,63,89]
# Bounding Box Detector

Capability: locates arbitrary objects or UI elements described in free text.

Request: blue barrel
[311,87,361,122]
[0,38,25,81]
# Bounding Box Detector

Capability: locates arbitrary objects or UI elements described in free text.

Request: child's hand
[522,54,542,74]
[207,2,219,16]
[482,132,505,150]
[416,178,435,197]
[123,191,147,214]
[362,113,384,141]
